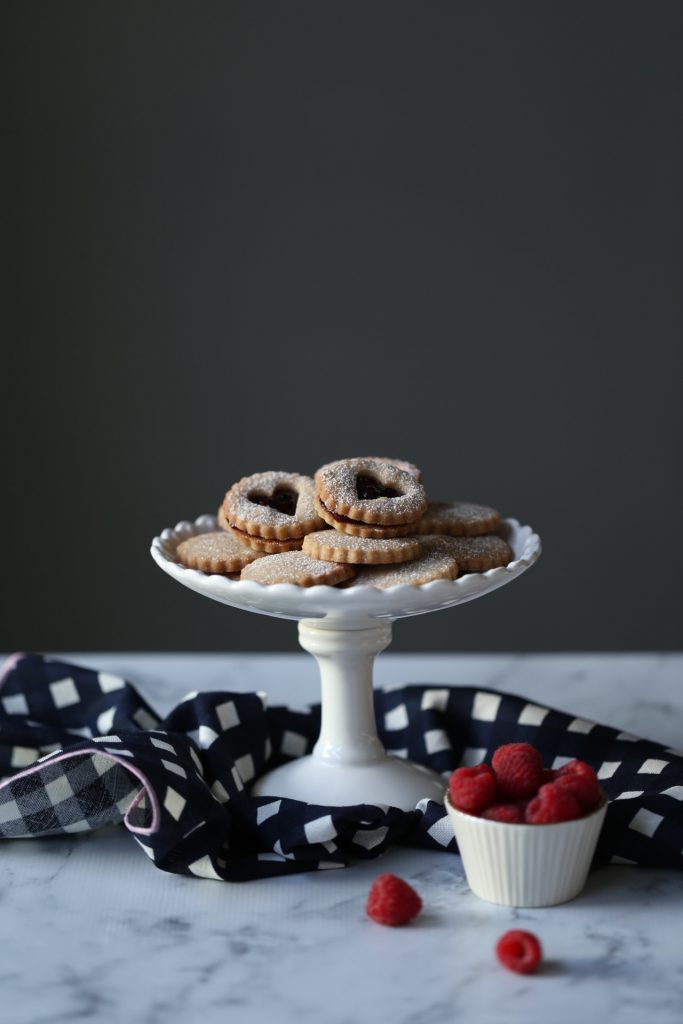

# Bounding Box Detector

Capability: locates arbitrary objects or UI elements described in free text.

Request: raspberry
[366,873,422,926]
[540,767,556,786]
[525,782,582,824]
[554,759,602,811]
[496,929,543,974]
[492,743,544,800]
[448,764,498,814]
[480,802,525,823]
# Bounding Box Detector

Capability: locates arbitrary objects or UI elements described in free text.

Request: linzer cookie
[302,530,422,565]
[417,501,500,537]
[421,534,513,572]
[176,532,263,574]
[223,471,324,552]
[347,549,459,589]
[240,551,355,587]
[315,457,427,537]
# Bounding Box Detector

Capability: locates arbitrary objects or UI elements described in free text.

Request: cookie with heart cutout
[222,471,325,552]
[314,457,427,537]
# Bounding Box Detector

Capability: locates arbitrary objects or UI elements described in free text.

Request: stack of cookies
[175,456,513,588]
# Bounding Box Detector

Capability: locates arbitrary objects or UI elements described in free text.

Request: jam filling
[247,487,298,516]
[322,504,366,526]
[229,523,291,545]
[228,524,261,541]
[319,497,419,530]
[355,473,402,501]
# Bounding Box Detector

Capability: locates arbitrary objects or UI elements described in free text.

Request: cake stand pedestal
[151,516,541,810]
[252,620,446,807]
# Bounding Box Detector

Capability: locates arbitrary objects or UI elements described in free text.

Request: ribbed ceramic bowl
[445,792,608,907]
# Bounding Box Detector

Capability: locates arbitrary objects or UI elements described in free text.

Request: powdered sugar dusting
[421,534,512,570]
[240,551,354,586]
[417,501,500,536]
[176,531,262,572]
[302,530,421,565]
[303,530,419,553]
[348,550,458,589]
[361,457,422,480]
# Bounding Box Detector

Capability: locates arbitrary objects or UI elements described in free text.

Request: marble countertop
[4,652,683,1024]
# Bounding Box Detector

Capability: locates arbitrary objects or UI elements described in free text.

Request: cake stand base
[251,754,445,810]
[251,621,446,811]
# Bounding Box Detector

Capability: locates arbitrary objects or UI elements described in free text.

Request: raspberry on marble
[496,930,543,974]
[366,873,422,927]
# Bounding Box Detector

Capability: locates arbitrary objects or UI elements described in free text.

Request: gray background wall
[4,2,682,653]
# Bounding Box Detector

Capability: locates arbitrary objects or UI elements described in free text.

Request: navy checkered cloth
[1,655,681,880]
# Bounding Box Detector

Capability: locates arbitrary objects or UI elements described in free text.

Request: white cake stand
[151,517,541,810]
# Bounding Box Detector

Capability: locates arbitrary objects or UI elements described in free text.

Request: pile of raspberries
[448,742,603,824]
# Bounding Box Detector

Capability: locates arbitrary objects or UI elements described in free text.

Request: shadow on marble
[580,865,683,907]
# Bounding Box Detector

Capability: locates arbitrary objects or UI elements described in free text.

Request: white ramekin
[444,792,608,907]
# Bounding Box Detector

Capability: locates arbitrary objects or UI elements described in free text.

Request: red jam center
[248,487,298,516]
[356,474,402,500]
